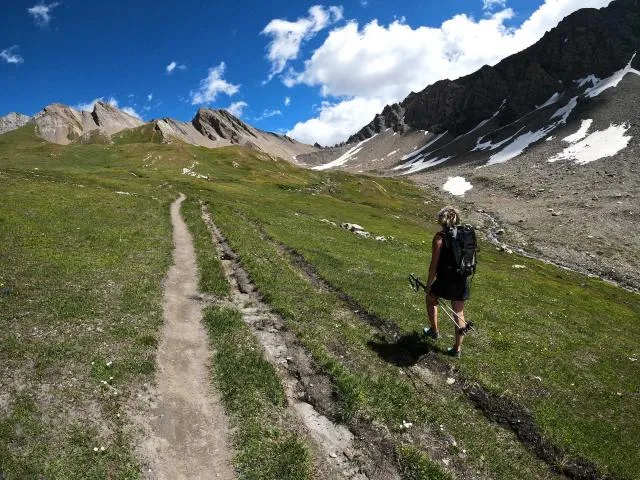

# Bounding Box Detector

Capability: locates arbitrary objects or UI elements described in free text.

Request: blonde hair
[436,206,461,229]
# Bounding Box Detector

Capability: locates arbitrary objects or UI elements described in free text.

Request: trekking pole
[408,273,474,335]
[438,301,474,336]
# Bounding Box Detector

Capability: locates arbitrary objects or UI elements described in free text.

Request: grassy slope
[1,126,638,479]
[0,127,174,478]
[178,146,639,479]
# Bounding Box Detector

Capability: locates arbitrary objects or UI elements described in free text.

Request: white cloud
[166,61,186,74]
[254,109,283,121]
[287,97,386,146]
[0,46,24,64]
[284,96,291,106]
[75,96,119,112]
[261,5,343,81]
[483,0,507,12]
[121,106,142,119]
[360,0,368,7]
[27,2,60,27]
[285,0,613,145]
[226,101,248,117]
[190,62,240,105]
[147,93,153,101]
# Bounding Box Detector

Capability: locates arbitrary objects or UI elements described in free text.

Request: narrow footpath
[140,194,235,480]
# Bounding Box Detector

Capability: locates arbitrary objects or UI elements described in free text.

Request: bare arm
[426,233,443,292]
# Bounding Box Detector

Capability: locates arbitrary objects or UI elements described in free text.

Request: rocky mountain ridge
[0,102,316,163]
[0,112,31,135]
[26,102,144,144]
[152,108,315,162]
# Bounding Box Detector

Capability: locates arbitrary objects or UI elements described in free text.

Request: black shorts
[431,275,470,301]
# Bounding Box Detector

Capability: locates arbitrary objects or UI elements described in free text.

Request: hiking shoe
[446,347,461,358]
[423,327,439,340]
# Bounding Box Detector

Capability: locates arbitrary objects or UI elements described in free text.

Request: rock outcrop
[0,113,31,135]
[91,101,143,136]
[150,108,317,162]
[31,101,143,145]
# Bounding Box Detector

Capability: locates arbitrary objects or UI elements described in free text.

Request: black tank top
[436,230,456,278]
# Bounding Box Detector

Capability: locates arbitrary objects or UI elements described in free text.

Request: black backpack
[443,225,477,277]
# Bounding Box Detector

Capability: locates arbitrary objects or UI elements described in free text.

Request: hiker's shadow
[367,332,441,367]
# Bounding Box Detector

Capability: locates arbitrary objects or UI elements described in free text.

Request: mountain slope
[301,0,640,174]
[299,0,640,291]
[0,112,31,135]
[0,102,318,163]
[151,108,317,162]
[31,101,144,144]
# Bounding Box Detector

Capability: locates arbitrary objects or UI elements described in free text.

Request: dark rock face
[192,108,257,144]
[348,0,640,143]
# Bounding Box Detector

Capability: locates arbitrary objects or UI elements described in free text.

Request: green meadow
[1,125,638,479]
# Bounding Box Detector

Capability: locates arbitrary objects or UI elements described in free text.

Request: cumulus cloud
[28,2,60,27]
[261,5,343,81]
[166,61,186,74]
[483,0,507,12]
[190,62,240,105]
[286,0,613,145]
[147,93,153,101]
[288,97,386,146]
[226,101,248,117]
[0,46,24,64]
[284,96,291,106]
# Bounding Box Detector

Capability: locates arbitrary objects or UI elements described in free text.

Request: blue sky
[0,0,612,145]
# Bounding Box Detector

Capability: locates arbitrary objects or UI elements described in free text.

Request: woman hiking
[423,206,470,358]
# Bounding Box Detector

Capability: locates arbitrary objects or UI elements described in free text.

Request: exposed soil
[200,204,401,480]
[278,244,617,480]
[137,194,235,480]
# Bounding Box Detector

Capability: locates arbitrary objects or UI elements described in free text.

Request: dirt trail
[139,194,234,480]
[200,205,400,480]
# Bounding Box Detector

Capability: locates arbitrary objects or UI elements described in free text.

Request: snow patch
[312,135,376,171]
[487,128,551,166]
[473,129,522,152]
[387,150,398,157]
[442,177,473,196]
[400,131,447,161]
[536,92,561,109]
[401,156,451,175]
[584,53,640,98]
[549,124,632,165]
[563,119,593,143]
[551,96,578,124]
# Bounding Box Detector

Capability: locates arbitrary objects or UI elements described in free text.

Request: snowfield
[442,176,473,196]
[549,124,632,165]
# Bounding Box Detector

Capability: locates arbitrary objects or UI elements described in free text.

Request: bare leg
[451,300,467,352]
[426,293,439,332]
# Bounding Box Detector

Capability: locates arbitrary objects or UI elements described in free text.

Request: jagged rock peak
[30,102,143,144]
[0,112,31,135]
[192,108,257,144]
[347,103,407,144]
[91,101,143,134]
